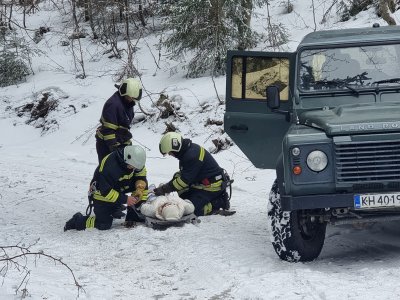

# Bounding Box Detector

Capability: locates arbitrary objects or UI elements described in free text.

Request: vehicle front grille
[335,139,400,185]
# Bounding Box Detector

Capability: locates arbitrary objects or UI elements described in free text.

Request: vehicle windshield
[298,44,400,91]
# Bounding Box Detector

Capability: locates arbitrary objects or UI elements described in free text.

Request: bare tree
[8,0,13,30]
[70,0,79,32]
[1,241,84,297]
[69,0,86,78]
[82,0,98,39]
[321,0,339,24]
[20,0,39,28]
[265,0,288,49]
[311,0,317,31]
[114,0,139,80]
[138,0,146,27]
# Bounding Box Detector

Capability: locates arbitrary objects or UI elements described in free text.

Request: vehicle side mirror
[266,85,281,110]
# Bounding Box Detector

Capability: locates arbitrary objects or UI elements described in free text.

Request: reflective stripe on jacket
[91,149,148,204]
[169,141,223,193]
[95,92,134,151]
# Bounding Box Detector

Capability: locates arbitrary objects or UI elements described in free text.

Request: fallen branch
[1,242,84,297]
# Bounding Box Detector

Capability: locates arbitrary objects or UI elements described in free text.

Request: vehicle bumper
[281,193,354,211]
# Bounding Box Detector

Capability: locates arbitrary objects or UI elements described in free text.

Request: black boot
[123,206,145,228]
[64,212,83,231]
[212,192,230,210]
[210,192,235,216]
[112,204,127,219]
[221,191,230,210]
[212,209,236,216]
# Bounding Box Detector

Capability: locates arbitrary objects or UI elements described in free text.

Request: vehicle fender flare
[275,154,286,195]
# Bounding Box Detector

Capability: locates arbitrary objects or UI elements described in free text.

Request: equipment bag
[221,169,234,201]
[86,181,97,216]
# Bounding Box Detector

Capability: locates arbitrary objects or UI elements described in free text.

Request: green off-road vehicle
[225,24,400,262]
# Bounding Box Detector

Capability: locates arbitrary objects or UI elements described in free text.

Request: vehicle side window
[231,56,290,101]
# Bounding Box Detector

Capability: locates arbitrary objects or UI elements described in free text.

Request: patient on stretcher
[140,192,195,221]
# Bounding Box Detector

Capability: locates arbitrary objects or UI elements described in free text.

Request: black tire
[267,179,327,262]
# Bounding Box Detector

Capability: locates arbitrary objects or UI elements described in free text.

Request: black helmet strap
[119,83,127,95]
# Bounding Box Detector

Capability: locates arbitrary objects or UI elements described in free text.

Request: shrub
[0,29,32,87]
[0,52,30,87]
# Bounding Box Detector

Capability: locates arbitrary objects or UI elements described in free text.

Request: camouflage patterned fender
[267,179,327,262]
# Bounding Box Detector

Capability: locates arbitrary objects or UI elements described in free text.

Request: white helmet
[123,145,146,169]
[119,78,142,100]
[159,132,183,155]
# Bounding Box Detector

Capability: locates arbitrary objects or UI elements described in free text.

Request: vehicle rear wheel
[267,179,327,262]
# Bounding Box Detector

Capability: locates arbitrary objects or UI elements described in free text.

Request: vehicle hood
[299,102,400,135]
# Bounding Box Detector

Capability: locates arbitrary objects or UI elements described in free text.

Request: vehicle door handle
[230,124,248,131]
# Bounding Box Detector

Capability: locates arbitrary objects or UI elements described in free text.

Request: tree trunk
[71,0,80,32]
[286,0,293,13]
[209,0,224,26]
[209,0,226,74]
[23,1,27,28]
[83,0,89,22]
[238,0,252,50]
[138,0,146,27]
[86,0,98,39]
[8,2,12,30]
[124,0,129,38]
[0,3,3,27]
[119,0,124,22]
[378,0,396,25]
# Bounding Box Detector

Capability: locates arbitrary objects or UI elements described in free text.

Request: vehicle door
[224,50,294,169]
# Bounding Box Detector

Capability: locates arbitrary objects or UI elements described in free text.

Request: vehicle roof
[299,25,400,49]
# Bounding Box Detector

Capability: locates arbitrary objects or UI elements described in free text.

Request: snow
[2,1,400,299]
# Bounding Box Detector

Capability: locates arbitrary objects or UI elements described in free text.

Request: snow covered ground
[2,1,400,299]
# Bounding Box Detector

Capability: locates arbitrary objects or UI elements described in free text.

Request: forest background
[2,0,400,299]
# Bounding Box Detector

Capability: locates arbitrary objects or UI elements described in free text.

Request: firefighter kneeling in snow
[64,145,148,231]
[154,132,234,216]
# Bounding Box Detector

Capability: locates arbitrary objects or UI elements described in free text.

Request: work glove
[154,183,173,196]
[132,180,146,200]
[153,186,165,196]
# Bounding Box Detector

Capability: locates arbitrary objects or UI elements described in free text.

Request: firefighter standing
[153,132,234,216]
[64,145,148,231]
[95,78,142,164]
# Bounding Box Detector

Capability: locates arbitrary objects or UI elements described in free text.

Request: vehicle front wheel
[267,179,327,262]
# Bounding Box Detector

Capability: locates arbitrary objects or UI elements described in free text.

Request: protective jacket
[95,91,134,152]
[166,139,224,193]
[90,148,148,205]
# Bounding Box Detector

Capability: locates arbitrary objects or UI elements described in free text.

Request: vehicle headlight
[306,150,328,172]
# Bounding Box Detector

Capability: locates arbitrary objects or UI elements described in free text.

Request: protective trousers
[76,201,118,230]
[96,138,111,164]
[180,189,225,216]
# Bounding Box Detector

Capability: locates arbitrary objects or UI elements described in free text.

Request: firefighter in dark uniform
[64,145,148,231]
[95,78,142,164]
[154,132,233,216]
